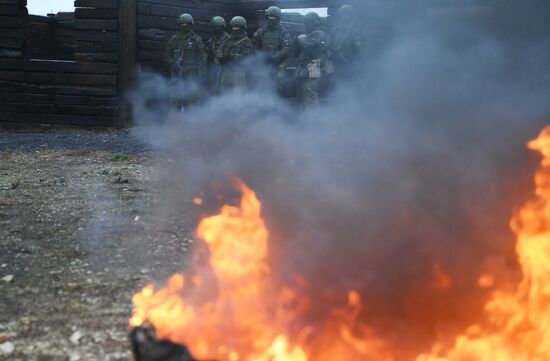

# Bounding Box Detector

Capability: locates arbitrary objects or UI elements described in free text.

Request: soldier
[218,16,255,90]
[294,12,331,110]
[252,6,291,66]
[329,4,362,79]
[164,13,207,81]
[206,16,230,93]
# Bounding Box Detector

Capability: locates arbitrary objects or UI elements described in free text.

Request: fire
[131,126,550,361]
[130,178,391,360]
[417,126,550,361]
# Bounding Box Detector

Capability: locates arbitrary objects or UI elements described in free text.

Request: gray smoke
[130,1,550,358]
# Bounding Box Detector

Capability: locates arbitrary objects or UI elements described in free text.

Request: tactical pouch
[307,59,322,79]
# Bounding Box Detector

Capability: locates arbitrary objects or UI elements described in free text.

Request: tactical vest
[173,34,200,66]
[260,28,282,54]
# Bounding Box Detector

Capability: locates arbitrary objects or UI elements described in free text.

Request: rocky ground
[0,131,196,361]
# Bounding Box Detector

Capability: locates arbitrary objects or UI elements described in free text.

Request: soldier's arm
[252,28,262,49]
[196,36,208,75]
[272,30,292,63]
[243,38,256,57]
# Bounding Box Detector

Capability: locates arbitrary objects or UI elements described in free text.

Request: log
[0,103,117,116]
[0,112,116,126]
[76,40,117,52]
[0,0,26,6]
[74,30,118,41]
[74,19,117,31]
[0,79,117,96]
[0,70,117,86]
[74,0,118,9]
[75,8,118,19]
[0,49,22,57]
[0,5,27,16]
[74,52,118,62]
[0,59,117,75]
[0,16,27,27]
[0,38,21,48]
[0,93,117,106]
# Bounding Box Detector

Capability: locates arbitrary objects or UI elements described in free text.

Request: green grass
[111,153,131,161]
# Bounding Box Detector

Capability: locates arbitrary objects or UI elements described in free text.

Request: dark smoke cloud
[130,1,550,358]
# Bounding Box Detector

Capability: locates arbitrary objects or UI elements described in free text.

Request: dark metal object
[130,325,197,361]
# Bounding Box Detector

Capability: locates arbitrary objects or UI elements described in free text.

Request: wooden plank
[0,59,117,74]
[0,103,117,116]
[0,16,27,27]
[137,50,163,61]
[138,28,166,40]
[0,5,27,16]
[0,70,117,86]
[0,92,117,106]
[0,29,23,38]
[76,40,117,52]
[0,79,116,96]
[75,8,118,19]
[0,49,22,57]
[74,52,118,62]
[118,0,137,127]
[74,19,117,30]
[74,0,118,9]
[234,0,341,10]
[138,39,164,50]
[0,112,116,126]
[74,30,118,41]
[0,0,26,6]
[0,38,21,48]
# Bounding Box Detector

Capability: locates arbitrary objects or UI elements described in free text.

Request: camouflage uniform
[329,5,362,79]
[252,6,292,92]
[206,16,230,93]
[164,14,207,80]
[218,16,255,90]
[295,12,330,110]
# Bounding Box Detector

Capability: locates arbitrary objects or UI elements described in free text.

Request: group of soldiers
[164,5,360,110]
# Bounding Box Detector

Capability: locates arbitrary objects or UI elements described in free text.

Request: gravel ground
[0,131,195,361]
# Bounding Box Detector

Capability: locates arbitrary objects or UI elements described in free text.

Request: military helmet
[230,16,247,29]
[303,12,321,26]
[210,16,226,27]
[338,4,354,16]
[265,6,282,18]
[177,13,194,25]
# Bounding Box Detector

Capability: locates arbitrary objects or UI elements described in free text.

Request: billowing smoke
[130,1,550,358]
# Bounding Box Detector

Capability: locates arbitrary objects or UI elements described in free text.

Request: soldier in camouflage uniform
[218,16,255,90]
[294,12,331,110]
[206,16,230,94]
[329,5,362,79]
[252,6,291,91]
[164,13,207,81]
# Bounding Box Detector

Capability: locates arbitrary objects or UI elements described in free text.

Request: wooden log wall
[136,0,233,74]
[0,0,28,58]
[74,0,119,64]
[0,0,119,127]
[28,13,75,60]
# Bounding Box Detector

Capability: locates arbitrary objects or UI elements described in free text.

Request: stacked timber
[0,0,28,58]
[74,0,119,63]
[0,59,118,126]
[27,13,75,60]
[137,0,232,73]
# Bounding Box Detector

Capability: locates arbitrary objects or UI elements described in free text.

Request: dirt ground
[0,131,195,361]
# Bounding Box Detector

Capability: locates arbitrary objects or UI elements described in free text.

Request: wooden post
[118,0,136,127]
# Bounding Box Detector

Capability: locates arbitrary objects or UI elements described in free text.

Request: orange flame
[417,126,550,360]
[130,179,392,361]
[131,126,550,361]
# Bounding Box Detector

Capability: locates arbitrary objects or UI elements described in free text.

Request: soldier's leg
[302,78,319,109]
